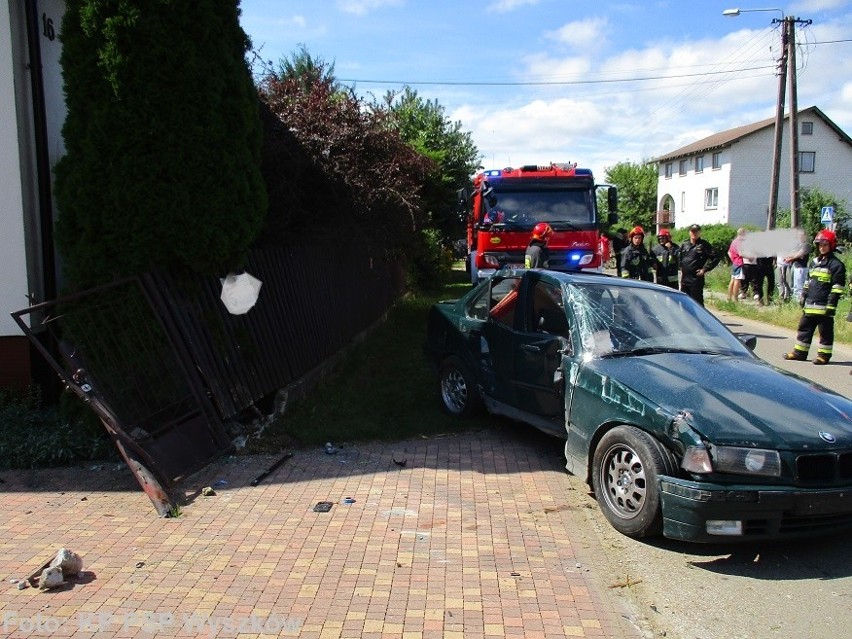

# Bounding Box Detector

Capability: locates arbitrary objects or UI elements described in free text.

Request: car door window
[529,281,570,338]
[467,276,521,326]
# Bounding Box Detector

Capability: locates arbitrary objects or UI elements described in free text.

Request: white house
[2,0,66,389]
[653,106,852,231]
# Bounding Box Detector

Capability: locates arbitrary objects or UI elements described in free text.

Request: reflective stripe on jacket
[802,252,846,315]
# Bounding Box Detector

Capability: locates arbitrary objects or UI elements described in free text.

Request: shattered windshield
[566,283,752,358]
[481,187,595,230]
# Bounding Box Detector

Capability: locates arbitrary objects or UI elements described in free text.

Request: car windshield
[482,187,595,230]
[566,283,752,358]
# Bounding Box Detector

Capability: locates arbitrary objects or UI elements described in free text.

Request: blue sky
[239,0,852,179]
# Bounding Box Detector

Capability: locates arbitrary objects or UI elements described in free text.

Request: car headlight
[682,445,781,477]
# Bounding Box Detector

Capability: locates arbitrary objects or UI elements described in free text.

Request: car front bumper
[659,476,852,542]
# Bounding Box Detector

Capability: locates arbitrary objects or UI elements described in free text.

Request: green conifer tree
[54,0,266,289]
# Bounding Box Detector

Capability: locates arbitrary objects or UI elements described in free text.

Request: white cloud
[544,18,609,51]
[792,0,851,12]
[336,0,404,16]
[488,0,541,13]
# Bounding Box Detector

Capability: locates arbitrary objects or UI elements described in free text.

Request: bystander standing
[727,228,746,302]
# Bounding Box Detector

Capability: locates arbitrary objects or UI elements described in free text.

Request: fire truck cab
[459,163,618,282]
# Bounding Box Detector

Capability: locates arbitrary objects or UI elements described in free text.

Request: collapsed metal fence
[13,244,404,513]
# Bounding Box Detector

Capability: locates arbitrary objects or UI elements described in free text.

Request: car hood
[582,353,852,449]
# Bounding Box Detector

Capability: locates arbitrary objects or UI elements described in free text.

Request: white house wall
[797,116,852,211]
[1,0,65,338]
[730,117,852,228]
[728,126,776,229]
[657,110,852,233]
[657,151,732,229]
[1,0,29,336]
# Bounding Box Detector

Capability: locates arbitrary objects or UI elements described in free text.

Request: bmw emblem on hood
[819,431,836,443]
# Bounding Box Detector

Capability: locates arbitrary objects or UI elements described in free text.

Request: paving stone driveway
[0,426,648,638]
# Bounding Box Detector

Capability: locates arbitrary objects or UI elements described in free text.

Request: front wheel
[591,425,676,538]
[438,355,482,418]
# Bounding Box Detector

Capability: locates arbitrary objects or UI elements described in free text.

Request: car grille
[796,452,852,483]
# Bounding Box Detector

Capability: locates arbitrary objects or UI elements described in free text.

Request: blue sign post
[820,206,834,226]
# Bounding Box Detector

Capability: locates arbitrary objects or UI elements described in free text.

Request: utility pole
[767,16,812,229]
[766,18,787,230]
[787,17,808,228]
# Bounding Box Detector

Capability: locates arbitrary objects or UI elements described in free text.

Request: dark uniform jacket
[525,241,549,269]
[679,238,720,285]
[803,252,846,316]
[620,244,655,281]
[652,243,680,287]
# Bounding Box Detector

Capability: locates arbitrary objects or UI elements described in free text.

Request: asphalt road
[714,307,851,397]
[571,306,852,639]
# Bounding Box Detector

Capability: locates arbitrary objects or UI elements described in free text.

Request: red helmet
[814,229,837,250]
[532,223,554,241]
[629,226,645,238]
[658,229,671,238]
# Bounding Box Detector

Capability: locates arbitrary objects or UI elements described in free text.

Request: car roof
[499,268,670,291]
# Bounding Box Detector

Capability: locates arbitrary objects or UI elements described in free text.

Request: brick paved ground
[0,426,649,638]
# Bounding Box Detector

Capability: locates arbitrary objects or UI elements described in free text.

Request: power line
[338,64,776,88]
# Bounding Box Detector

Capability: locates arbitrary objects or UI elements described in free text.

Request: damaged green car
[424,269,852,542]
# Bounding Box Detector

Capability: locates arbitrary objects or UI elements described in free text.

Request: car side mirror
[737,334,758,351]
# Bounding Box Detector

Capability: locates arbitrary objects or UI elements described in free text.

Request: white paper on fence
[220,272,262,315]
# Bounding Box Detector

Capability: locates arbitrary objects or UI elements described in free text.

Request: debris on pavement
[250,451,293,486]
[201,486,216,497]
[313,501,333,512]
[26,548,83,590]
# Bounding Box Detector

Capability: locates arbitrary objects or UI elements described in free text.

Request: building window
[801,121,813,135]
[679,160,688,176]
[695,155,704,173]
[712,152,721,170]
[665,163,672,178]
[704,188,718,209]
[797,151,815,173]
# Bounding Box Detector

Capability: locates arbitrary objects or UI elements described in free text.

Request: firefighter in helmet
[652,229,680,288]
[620,226,655,281]
[525,223,553,269]
[783,229,846,365]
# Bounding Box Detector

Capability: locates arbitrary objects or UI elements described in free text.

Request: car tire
[592,425,677,538]
[438,355,482,418]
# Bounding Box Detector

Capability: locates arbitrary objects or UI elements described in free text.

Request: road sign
[820,206,834,225]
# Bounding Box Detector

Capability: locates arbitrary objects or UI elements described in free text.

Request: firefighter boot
[813,355,830,365]
[783,350,807,361]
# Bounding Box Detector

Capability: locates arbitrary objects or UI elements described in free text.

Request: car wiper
[600,347,725,359]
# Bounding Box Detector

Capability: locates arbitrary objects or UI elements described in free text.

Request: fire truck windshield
[480,187,595,231]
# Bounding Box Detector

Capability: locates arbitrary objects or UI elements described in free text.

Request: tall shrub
[54,0,266,289]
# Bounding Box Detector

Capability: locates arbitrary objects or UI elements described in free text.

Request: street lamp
[724,7,786,230]
[722,7,783,19]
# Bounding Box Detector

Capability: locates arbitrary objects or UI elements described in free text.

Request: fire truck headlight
[568,251,594,266]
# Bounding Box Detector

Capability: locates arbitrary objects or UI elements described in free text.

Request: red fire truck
[460,163,618,282]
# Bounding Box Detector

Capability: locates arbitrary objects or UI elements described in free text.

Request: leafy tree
[775,186,849,241]
[602,161,658,231]
[54,0,267,290]
[257,52,430,250]
[383,87,480,240]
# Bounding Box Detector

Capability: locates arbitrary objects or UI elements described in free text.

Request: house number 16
[42,13,55,41]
